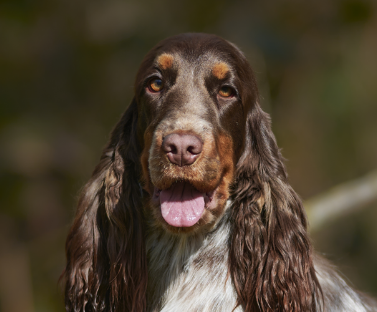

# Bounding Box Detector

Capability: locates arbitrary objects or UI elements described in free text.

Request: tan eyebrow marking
[212,62,229,79]
[157,53,174,70]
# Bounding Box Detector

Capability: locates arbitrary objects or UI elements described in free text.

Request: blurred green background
[1,0,377,311]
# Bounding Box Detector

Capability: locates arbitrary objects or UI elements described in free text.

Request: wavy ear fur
[62,99,147,312]
[229,102,322,311]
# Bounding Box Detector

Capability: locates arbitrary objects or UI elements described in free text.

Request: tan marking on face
[157,53,174,70]
[212,62,229,80]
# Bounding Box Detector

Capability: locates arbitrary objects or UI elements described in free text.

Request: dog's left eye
[218,86,234,98]
[148,78,164,92]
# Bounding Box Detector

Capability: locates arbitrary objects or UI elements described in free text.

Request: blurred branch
[305,169,377,232]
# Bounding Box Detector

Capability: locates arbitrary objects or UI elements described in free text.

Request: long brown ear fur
[229,102,322,311]
[62,99,147,312]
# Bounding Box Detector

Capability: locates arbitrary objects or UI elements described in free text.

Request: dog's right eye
[148,78,164,93]
[218,86,235,98]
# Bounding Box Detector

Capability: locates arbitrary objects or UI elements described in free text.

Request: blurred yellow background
[0,0,376,311]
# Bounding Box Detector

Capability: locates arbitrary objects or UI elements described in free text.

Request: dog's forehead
[150,34,242,74]
[135,34,253,92]
[153,50,233,78]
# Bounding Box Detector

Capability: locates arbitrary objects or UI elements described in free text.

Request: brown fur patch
[157,53,174,70]
[215,131,235,205]
[212,62,229,80]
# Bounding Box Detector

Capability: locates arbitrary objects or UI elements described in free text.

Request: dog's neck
[145,207,241,312]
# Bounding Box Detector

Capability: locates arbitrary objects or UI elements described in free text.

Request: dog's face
[134,34,257,234]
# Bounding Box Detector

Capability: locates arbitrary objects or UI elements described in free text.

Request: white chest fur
[146,214,242,312]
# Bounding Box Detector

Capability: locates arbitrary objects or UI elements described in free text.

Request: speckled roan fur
[62,33,377,312]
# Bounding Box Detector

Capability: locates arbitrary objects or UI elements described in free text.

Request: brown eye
[148,78,163,92]
[218,86,234,98]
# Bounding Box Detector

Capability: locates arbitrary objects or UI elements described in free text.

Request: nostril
[171,145,177,154]
[187,144,201,155]
[165,144,177,154]
[181,136,203,155]
[162,137,178,154]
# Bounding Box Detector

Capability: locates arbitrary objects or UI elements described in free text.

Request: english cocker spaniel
[62,33,377,312]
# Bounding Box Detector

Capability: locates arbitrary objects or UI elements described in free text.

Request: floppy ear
[229,102,322,311]
[62,99,147,312]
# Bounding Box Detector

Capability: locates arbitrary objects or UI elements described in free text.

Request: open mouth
[153,181,215,227]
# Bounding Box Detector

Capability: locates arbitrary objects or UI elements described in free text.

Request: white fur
[146,202,241,312]
[315,258,377,312]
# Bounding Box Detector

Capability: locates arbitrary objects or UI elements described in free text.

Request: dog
[62,33,377,311]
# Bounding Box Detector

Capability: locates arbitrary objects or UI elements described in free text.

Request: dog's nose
[162,133,203,166]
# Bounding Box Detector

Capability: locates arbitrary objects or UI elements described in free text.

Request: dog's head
[133,33,258,233]
[63,33,321,312]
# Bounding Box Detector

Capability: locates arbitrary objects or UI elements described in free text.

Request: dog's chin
[150,179,226,235]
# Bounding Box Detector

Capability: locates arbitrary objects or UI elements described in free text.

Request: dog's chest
[146,223,242,312]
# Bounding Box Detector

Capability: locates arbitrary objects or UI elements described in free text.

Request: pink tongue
[160,182,205,227]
